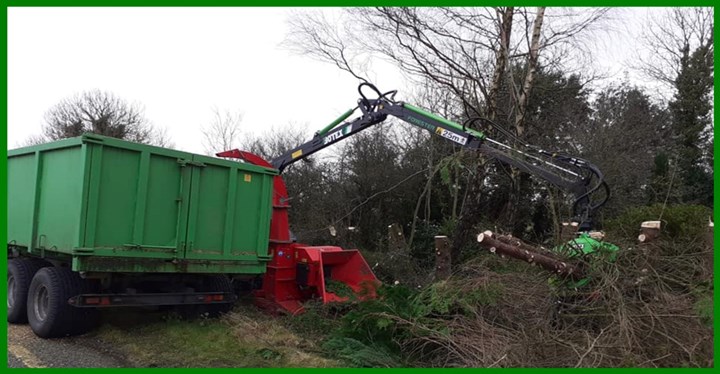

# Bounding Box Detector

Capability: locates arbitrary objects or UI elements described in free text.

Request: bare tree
[634,8,714,93]
[150,126,175,148]
[285,11,370,81]
[286,7,610,126]
[201,108,243,156]
[39,90,169,146]
[18,134,49,147]
[488,7,515,120]
[285,7,612,263]
[513,7,545,133]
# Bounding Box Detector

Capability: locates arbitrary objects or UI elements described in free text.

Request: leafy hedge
[604,203,712,242]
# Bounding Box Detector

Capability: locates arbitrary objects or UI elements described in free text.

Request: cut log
[588,231,605,240]
[706,218,714,250]
[434,236,451,281]
[496,233,546,252]
[477,232,582,280]
[560,221,580,241]
[387,223,407,252]
[495,234,563,261]
[638,221,661,243]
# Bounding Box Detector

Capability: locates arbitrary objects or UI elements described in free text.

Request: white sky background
[8,7,663,154]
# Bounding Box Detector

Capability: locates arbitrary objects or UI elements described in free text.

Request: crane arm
[221,83,609,231]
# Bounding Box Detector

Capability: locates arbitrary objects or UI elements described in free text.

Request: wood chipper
[212,150,379,315]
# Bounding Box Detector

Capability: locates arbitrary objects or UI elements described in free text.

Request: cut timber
[638,221,661,243]
[560,222,580,241]
[387,223,407,252]
[434,236,451,281]
[494,234,562,261]
[477,232,582,280]
[641,221,661,228]
[706,218,714,250]
[588,231,605,240]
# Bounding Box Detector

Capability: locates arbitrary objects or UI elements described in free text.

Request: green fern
[322,337,402,367]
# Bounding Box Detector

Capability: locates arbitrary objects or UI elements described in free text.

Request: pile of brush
[334,205,713,368]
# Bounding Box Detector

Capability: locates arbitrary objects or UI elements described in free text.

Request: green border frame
[2,2,716,371]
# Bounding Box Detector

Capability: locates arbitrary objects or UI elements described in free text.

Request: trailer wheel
[7,258,47,323]
[175,275,235,319]
[27,267,100,338]
[202,275,235,317]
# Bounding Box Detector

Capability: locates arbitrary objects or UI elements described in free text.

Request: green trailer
[7,134,277,337]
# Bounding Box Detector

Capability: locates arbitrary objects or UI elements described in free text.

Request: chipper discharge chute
[255,244,379,314]
[294,246,379,303]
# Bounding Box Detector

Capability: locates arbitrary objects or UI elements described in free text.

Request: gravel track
[7,324,134,368]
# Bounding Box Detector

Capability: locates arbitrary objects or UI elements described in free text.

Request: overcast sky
[8,7,657,154]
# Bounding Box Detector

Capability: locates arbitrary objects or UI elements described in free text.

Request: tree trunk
[499,170,531,236]
[514,7,545,134]
[477,232,583,280]
[548,188,561,244]
[487,7,514,120]
[560,221,580,242]
[706,219,714,250]
[387,223,407,252]
[434,236,452,281]
[491,232,564,261]
[450,160,486,264]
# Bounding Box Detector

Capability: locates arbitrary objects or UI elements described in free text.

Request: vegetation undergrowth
[95,302,340,368]
[94,204,713,368]
[301,205,715,368]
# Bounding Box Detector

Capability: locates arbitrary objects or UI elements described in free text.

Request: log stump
[638,221,661,244]
[387,223,407,253]
[560,222,580,242]
[434,236,451,281]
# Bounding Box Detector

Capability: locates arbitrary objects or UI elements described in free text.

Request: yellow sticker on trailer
[292,149,303,159]
[244,174,252,182]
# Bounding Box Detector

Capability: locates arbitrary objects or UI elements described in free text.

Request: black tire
[7,258,47,324]
[202,275,235,317]
[27,267,100,338]
[176,275,235,319]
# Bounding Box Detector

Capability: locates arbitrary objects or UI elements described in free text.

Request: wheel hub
[7,274,16,308]
[33,285,50,322]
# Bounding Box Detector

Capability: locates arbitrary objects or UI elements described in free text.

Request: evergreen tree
[669,44,714,207]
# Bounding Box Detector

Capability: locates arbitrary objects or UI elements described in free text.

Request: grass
[693,293,713,327]
[93,302,341,368]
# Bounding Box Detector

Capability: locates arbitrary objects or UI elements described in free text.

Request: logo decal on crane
[435,128,468,145]
[406,116,435,132]
[323,124,354,145]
